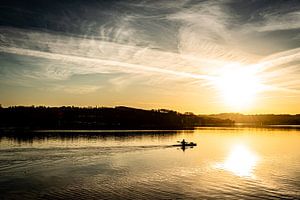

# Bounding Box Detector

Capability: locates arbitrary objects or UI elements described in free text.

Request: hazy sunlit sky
[0,0,300,114]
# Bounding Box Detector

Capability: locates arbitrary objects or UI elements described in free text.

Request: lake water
[0,127,300,199]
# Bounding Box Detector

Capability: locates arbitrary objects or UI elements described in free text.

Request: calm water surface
[0,127,300,199]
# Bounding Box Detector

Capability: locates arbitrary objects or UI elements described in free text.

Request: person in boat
[181,139,187,145]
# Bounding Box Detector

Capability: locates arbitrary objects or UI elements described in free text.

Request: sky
[0,0,300,114]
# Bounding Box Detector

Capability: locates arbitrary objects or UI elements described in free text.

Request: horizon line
[1,104,299,116]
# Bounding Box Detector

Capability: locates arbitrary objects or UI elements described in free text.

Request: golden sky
[0,1,299,114]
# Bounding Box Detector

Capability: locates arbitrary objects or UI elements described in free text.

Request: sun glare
[214,64,263,110]
[216,144,259,178]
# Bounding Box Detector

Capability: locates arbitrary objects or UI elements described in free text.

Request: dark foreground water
[0,127,300,200]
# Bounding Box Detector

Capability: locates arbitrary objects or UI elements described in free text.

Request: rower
[181,139,186,145]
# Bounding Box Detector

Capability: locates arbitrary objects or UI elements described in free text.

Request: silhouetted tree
[0,106,235,132]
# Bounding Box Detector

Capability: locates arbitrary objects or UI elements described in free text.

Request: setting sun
[214,64,264,110]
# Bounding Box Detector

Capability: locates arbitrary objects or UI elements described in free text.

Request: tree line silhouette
[209,113,300,125]
[0,106,234,132]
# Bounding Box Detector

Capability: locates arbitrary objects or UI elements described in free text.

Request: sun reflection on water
[216,144,259,178]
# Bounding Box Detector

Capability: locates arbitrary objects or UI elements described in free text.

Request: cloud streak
[0,0,299,112]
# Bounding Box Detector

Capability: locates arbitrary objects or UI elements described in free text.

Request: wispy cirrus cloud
[0,0,299,112]
[258,11,300,32]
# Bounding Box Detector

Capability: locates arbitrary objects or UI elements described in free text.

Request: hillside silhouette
[210,113,300,125]
[0,106,234,132]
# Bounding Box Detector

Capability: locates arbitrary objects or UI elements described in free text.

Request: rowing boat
[172,142,197,147]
